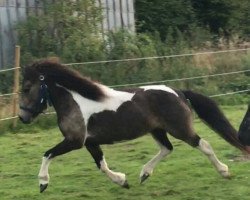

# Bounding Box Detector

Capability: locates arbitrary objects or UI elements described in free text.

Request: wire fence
[0,88,249,122]
[1,68,250,97]
[64,48,250,66]
[1,47,250,122]
[0,48,250,73]
[0,67,20,73]
[0,92,18,98]
[109,69,250,88]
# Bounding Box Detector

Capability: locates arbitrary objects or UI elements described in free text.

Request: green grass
[1,105,250,200]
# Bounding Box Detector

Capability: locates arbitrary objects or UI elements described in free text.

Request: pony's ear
[46,57,60,63]
[21,65,32,77]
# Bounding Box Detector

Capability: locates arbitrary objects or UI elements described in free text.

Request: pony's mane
[26,60,105,101]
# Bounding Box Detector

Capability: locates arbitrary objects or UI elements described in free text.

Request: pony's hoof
[122,180,130,189]
[140,173,150,184]
[40,184,48,193]
[221,171,231,179]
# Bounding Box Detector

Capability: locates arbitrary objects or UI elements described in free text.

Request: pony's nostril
[19,115,24,122]
[19,115,31,124]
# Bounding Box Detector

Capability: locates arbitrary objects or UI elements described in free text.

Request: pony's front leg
[140,130,173,183]
[38,155,52,192]
[39,138,83,193]
[86,144,129,188]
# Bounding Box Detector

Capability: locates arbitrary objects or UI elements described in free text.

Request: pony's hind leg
[196,138,230,178]
[184,134,230,178]
[85,143,129,188]
[140,129,173,184]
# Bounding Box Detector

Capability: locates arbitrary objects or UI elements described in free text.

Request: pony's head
[19,63,50,124]
[238,105,250,150]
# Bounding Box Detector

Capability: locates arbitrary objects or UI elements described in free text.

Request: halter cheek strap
[40,77,52,107]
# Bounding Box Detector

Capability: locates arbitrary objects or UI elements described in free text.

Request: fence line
[1,48,250,122]
[210,89,250,98]
[0,88,249,122]
[0,68,249,97]
[0,92,18,98]
[0,67,20,73]
[109,69,250,88]
[0,116,18,121]
[0,6,42,8]
[0,48,249,74]
[64,48,250,66]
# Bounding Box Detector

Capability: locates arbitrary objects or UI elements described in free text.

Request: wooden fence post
[12,45,20,127]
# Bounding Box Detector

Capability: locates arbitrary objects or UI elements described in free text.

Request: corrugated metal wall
[0,0,42,68]
[0,0,135,69]
[100,0,135,33]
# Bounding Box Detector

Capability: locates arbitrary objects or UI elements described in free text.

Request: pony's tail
[182,90,245,151]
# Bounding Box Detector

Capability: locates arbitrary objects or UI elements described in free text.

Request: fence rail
[1,68,250,95]
[64,48,250,66]
[0,48,249,73]
[109,68,250,88]
[1,88,249,122]
[1,47,250,123]
[0,92,18,97]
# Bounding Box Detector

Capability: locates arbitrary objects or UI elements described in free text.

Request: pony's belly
[86,102,151,144]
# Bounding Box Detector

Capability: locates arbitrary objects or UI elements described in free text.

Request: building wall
[0,0,135,68]
[100,0,135,33]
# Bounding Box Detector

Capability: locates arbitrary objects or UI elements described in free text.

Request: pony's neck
[45,75,105,101]
[37,62,105,101]
[46,84,78,118]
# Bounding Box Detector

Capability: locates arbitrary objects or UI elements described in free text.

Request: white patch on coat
[66,84,135,126]
[140,85,178,97]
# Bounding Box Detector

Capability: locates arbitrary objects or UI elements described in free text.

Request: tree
[135,0,250,41]
[191,0,241,35]
[135,0,197,40]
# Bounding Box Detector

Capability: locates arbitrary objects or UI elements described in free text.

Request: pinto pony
[19,61,246,193]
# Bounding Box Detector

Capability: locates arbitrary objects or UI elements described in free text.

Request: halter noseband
[20,75,52,115]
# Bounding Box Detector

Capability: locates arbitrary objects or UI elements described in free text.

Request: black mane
[25,60,106,101]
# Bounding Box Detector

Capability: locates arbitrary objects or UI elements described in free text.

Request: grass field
[1,105,250,200]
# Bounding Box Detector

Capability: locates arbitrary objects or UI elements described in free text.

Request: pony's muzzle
[19,115,32,124]
[19,109,33,124]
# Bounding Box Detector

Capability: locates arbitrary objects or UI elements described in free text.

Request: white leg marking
[197,139,230,178]
[100,157,127,186]
[140,143,171,179]
[38,156,52,185]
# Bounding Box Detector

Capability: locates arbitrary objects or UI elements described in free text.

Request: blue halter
[39,77,52,107]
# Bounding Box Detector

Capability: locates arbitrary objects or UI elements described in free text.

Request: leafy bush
[0,71,14,94]
[11,0,250,103]
[16,0,104,64]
